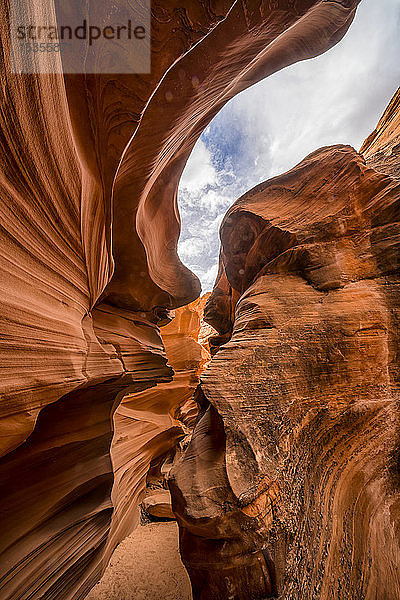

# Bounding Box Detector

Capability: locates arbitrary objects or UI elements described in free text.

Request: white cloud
[201,263,219,292]
[179,138,217,194]
[193,263,220,294]
[178,237,207,261]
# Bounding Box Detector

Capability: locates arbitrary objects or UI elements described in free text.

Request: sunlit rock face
[171,132,400,597]
[361,86,400,178]
[0,0,362,598]
[110,296,210,542]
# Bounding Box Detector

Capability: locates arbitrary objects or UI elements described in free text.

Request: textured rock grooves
[171,90,400,600]
[0,0,377,598]
[361,86,400,178]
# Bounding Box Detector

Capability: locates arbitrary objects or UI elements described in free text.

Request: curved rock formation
[0,1,362,598]
[110,296,209,543]
[171,135,400,596]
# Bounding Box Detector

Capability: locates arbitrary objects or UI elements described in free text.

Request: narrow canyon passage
[87,523,192,600]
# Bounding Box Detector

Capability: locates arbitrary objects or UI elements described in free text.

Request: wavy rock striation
[361,86,400,177]
[0,0,362,598]
[171,116,400,597]
[111,296,209,539]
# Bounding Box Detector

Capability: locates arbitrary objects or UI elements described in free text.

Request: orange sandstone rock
[361,86,400,177]
[171,139,400,598]
[110,297,209,541]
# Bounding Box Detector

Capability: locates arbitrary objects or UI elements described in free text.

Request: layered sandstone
[111,296,209,541]
[171,124,400,597]
[0,1,363,598]
[361,86,400,177]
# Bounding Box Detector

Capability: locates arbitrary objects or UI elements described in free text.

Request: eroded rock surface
[171,124,400,597]
[0,0,362,598]
[361,86,400,177]
[111,297,209,540]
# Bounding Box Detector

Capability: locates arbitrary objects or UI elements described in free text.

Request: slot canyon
[1,1,400,600]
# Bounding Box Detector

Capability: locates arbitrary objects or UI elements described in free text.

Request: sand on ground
[86,522,192,600]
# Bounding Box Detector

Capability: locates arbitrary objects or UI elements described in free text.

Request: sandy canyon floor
[87,522,192,600]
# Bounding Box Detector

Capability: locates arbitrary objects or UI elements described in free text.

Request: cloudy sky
[177,0,400,292]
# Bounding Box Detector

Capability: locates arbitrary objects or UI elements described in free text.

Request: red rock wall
[0,1,362,598]
[110,296,210,543]
[360,86,400,177]
[170,116,400,597]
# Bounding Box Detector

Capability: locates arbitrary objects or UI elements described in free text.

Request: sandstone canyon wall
[170,88,400,600]
[0,1,363,599]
